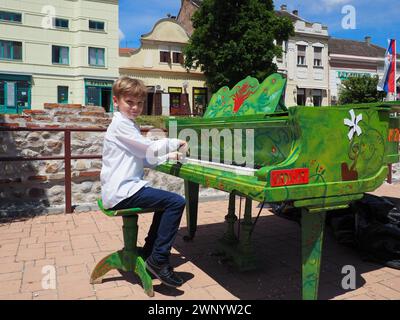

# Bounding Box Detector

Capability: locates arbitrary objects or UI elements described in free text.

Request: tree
[183,0,294,92]
[338,75,386,105]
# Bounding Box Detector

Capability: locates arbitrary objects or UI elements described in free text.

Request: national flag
[377,39,396,93]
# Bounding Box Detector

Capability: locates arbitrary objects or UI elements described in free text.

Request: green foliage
[183,0,294,92]
[135,116,168,129]
[136,115,201,129]
[338,75,386,105]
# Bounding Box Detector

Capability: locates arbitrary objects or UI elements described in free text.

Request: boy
[101,76,188,287]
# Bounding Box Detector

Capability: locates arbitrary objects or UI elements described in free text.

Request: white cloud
[119,28,125,41]
[323,0,351,6]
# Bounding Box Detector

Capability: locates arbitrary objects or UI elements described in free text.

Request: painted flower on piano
[344,109,363,140]
[233,83,253,113]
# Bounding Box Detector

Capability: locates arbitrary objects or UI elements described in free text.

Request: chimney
[292,10,299,16]
[280,4,287,11]
[365,36,371,45]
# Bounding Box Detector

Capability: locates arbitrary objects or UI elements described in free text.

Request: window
[54,18,69,28]
[0,78,31,113]
[314,47,322,67]
[52,46,69,64]
[172,52,184,64]
[0,11,22,22]
[297,88,306,106]
[58,86,68,104]
[86,86,100,106]
[160,51,171,63]
[297,45,306,66]
[193,88,208,115]
[0,81,4,106]
[0,40,22,60]
[17,81,29,108]
[6,82,15,107]
[89,20,105,31]
[88,47,105,66]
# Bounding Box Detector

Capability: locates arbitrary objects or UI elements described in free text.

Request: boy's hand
[168,152,184,161]
[178,140,189,154]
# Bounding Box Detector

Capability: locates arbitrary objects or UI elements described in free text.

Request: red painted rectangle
[270,168,309,187]
[388,128,400,142]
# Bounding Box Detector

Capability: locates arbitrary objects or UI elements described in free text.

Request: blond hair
[112,76,147,100]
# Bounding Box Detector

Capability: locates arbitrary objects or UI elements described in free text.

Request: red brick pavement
[0,183,399,300]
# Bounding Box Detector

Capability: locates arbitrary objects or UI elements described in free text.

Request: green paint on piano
[156,73,400,300]
[204,73,287,118]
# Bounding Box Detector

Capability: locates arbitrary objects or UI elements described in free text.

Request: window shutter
[314,47,322,60]
[298,45,306,56]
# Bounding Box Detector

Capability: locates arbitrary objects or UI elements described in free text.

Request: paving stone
[0,279,21,295]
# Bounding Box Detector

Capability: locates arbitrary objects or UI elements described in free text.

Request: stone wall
[0,104,225,218]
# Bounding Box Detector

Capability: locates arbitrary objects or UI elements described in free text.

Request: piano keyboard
[179,157,257,176]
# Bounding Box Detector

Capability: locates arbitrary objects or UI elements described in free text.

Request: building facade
[276,7,330,107]
[119,18,208,116]
[0,0,119,114]
[329,37,400,104]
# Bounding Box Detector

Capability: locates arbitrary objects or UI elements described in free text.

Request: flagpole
[395,39,397,101]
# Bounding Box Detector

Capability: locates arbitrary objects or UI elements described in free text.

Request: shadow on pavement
[173,213,383,300]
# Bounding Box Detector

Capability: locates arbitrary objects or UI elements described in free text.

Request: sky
[118,0,400,49]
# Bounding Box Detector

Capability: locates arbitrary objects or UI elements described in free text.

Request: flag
[377,39,396,93]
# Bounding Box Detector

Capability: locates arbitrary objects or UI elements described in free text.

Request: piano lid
[203,73,287,119]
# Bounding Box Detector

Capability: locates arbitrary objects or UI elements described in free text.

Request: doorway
[146,92,153,115]
[101,88,112,112]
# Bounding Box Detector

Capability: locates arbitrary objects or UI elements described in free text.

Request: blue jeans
[112,186,186,265]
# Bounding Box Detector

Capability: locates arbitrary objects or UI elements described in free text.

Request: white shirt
[100,112,180,209]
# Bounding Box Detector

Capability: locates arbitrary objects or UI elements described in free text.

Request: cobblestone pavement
[0,183,399,300]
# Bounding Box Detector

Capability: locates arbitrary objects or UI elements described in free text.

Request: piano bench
[90,198,160,297]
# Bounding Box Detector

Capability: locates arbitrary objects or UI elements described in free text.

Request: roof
[191,0,202,6]
[328,38,399,58]
[119,48,136,55]
[275,10,306,23]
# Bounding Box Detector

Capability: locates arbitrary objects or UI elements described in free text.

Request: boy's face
[113,94,144,120]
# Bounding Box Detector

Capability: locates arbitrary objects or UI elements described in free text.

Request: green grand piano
[156,73,400,300]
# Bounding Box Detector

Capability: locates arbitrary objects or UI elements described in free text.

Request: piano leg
[218,195,257,271]
[236,198,257,270]
[183,180,199,241]
[301,209,326,300]
[221,192,238,244]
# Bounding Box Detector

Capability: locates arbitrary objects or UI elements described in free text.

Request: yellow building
[0,0,119,114]
[119,18,208,116]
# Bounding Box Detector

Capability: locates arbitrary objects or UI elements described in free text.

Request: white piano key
[179,157,256,176]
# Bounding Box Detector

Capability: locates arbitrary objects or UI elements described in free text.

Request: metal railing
[0,127,107,213]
